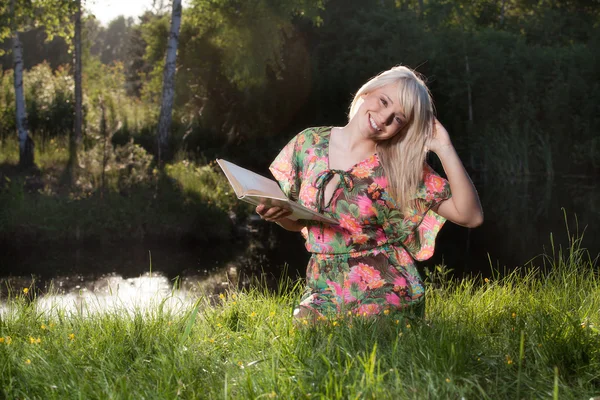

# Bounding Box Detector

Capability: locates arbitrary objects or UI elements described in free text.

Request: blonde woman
[257,65,483,321]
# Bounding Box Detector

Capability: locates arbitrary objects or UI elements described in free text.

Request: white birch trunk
[11,0,33,167]
[70,0,82,172]
[157,0,182,164]
[74,0,82,147]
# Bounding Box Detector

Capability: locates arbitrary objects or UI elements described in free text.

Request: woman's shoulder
[293,126,332,144]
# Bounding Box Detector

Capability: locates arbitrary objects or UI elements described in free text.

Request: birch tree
[156,0,182,164]
[0,0,74,168]
[69,0,82,175]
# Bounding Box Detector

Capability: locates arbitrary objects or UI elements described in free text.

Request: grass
[0,236,599,399]
[0,138,239,244]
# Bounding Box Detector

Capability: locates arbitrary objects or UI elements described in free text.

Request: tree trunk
[465,54,473,124]
[70,0,83,174]
[156,0,182,165]
[11,0,34,168]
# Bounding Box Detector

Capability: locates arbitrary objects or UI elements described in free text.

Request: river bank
[1,239,598,399]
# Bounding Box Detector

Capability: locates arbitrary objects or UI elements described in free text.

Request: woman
[256,66,483,322]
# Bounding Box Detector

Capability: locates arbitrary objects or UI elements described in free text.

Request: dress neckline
[325,126,379,173]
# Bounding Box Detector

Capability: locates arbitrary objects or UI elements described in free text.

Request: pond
[0,175,598,310]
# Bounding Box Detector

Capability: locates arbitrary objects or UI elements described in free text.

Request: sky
[85,0,189,26]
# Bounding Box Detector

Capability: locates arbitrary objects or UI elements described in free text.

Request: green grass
[1,238,599,399]
[0,138,237,243]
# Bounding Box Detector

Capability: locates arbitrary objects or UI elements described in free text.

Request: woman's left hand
[426,118,454,154]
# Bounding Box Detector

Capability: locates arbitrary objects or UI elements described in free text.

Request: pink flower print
[392,275,407,288]
[352,164,371,178]
[351,232,369,245]
[375,229,387,245]
[426,174,446,199]
[300,185,318,206]
[416,246,434,260]
[348,263,386,291]
[373,176,388,189]
[394,248,414,266]
[385,292,401,307]
[326,280,356,303]
[422,214,437,229]
[356,303,381,316]
[356,195,376,217]
[339,213,362,234]
[363,154,379,170]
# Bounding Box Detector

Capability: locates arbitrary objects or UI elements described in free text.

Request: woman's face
[356,84,408,141]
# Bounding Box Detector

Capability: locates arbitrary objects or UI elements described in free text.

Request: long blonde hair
[348,66,434,213]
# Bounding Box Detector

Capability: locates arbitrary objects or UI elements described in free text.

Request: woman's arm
[428,119,484,228]
[255,204,306,232]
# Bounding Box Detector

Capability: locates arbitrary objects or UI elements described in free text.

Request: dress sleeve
[269,132,302,201]
[401,163,452,261]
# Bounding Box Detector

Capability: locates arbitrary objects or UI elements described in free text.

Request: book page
[217,159,338,225]
[217,159,286,200]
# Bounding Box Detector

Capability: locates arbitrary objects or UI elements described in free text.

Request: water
[0,176,598,309]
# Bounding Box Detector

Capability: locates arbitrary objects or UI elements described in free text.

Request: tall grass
[1,236,598,398]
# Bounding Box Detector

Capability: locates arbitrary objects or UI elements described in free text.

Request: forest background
[0,0,598,247]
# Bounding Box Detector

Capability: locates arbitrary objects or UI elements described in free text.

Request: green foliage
[0,237,598,398]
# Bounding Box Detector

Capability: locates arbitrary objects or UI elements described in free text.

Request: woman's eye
[380,98,387,106]
[395,117,403,125]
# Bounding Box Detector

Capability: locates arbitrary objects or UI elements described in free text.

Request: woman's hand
[426,118,454,154]
[255,204,293,222]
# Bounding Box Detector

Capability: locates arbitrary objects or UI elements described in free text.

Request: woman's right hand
[255,204,293,222]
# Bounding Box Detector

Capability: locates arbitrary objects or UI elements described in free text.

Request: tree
[69,0,82,176]
[0,0,74,168]
[156,0,182,163]
[8,0,33,167]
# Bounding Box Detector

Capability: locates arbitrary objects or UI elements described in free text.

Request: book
[216,159,338,225]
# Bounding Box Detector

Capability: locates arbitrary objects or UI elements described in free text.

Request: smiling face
[355,84,408,142]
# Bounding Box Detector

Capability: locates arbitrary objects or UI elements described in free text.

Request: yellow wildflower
[395,320,400,325]
[5,336,11,345]
[209,338,215,343]
[506,355,513,365]
[406,324,411,329]
[68,333,75,340]
[267,391,277,399]
[332,321,339,327]
[445,378,451,383]
[302,319,308,325]
[237,361,244,368]
[0,337,4,343]
[41,324,47,330]
[219,293,225,300]
[484,278,490,283]
[383,309,390,315]
[49,323,55,328]
[25,359,31,365]
[29,337,41,344]
[511,312,516,318]
[216,323,222,328]
[250,312,257,318]
[23,288,29,294]
[269,311,276,317]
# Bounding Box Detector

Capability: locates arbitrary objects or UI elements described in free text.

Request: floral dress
[270,127,451,318]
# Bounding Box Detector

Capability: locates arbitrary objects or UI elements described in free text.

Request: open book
[216,159,337,225]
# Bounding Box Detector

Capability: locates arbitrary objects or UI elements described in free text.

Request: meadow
[1,234,598,399]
